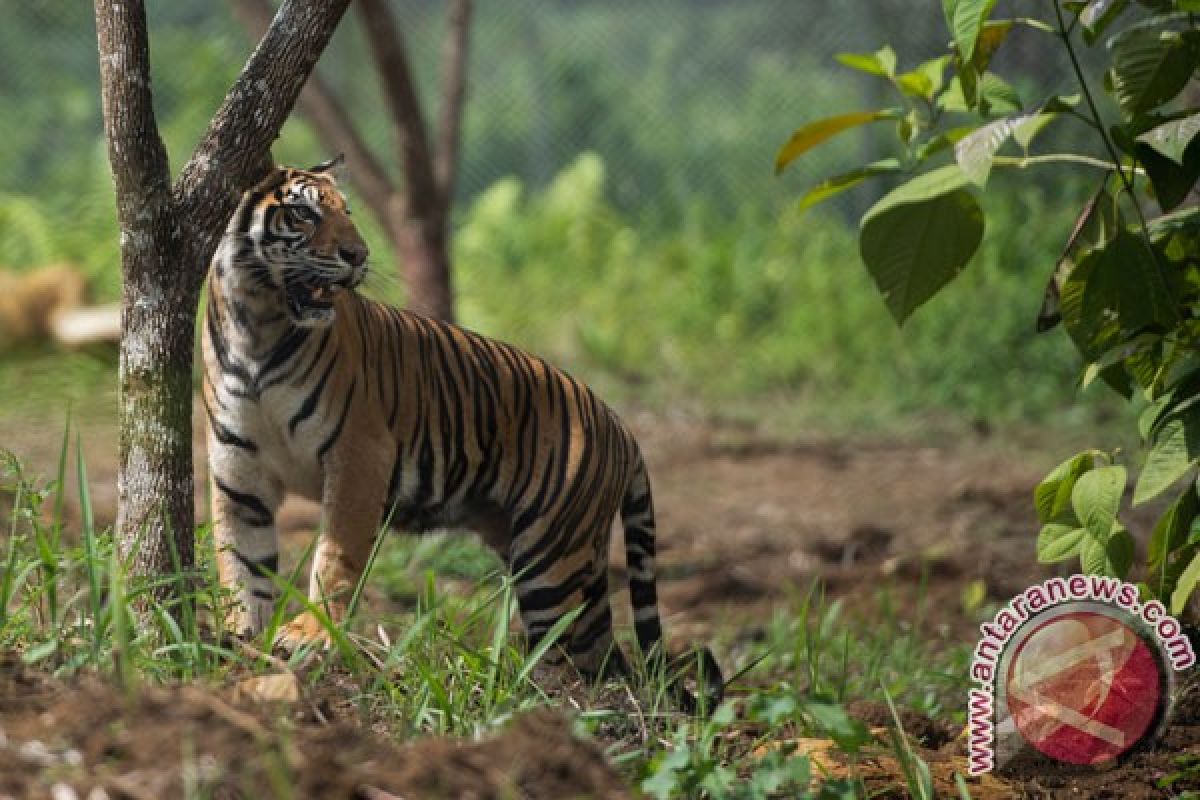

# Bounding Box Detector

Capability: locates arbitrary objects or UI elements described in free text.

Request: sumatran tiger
[202,157,720,705]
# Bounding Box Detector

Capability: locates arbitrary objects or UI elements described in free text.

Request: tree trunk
[95,0,350,608]
[390,203,456,321]
[95,0,195,579]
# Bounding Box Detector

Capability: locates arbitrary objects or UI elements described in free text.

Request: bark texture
[94,0,350,601]
[232,0,473,322]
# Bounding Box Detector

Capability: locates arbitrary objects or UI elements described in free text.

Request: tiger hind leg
[510,522,626,681]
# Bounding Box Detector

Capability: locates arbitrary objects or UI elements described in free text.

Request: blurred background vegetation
[0,0,1124,436]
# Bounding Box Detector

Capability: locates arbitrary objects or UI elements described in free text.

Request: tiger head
[233,155,369,328]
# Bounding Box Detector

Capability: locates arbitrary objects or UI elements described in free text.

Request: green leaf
[1013,113,1062,151]
[859,166,984,324]
[972,20,1015,72]
[896,56,951,101]
[836,46,898,77]
[1140,395,1173,441]
[1107,527,1135,577]
[1080,0,1130,45]
[978,72,1022,114]
[1038,523,1089,563]
[1036,451,1097,524]
[805,701,872,753]
[939,75,970,113]
[942,0,959,31]
[1109,27,1200,116]
[1072,465,1126,543]
[776,111,897,174]
[1136,136,1200,211]
[1074,232,1179,345]
[21,639,57,665]
[1136,112,1200,165]
[1149,485,1198,567]
[797,159,902,211]
[952,0,999,64]
[954,114,1028,186]
[1081,526,1134,576]
[915,127,975,160]
[1170,549,1200,615]
[1136,408,1200,504]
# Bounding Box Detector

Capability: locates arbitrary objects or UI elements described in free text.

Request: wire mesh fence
[0,1,958,224]
[0,1,1085,423]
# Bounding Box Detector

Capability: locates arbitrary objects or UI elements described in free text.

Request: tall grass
[0,437,979,797]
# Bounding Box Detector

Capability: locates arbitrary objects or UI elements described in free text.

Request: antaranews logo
[967,574,1195,775]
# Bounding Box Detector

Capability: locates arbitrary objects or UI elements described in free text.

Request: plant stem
[1052,1,1157,253]
[993,153,1143,173]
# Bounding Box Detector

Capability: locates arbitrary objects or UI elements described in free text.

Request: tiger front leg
[209,454,284,639]
[274,450,389,654]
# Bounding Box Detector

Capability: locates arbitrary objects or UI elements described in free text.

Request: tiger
[201,156,720,705]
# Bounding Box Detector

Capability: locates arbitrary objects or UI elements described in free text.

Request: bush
[450,152,1118,429]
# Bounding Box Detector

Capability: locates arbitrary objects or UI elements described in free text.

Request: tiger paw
[273,612,334,656]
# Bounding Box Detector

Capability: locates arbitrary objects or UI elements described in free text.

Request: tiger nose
[339,242,368,267]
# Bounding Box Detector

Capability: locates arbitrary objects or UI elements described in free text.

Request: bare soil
[2,408,1198,798]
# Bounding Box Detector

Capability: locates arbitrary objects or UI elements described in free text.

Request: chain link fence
[0,1,962,228]
[0,1,1083,423]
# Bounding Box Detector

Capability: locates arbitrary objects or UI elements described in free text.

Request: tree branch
[434,0,472,207]
[94,0,172,240]
[175,0,352,284]
[229,0,396,231]
[356,0,441,215]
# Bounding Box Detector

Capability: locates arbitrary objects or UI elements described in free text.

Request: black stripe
[517,564,591,611]
[213,477,273,528]
[233,549,280,578]
[629,577,657,608]
[623,491,652,517]
[257,327,310,390]
[317,378,356,461]
[570,605,613,656]
[205,299,254,391]
[385,442,405,506]
[288,351,337,436]
[203,395,257,452]
[635,617,663,650]
[625,528,655,553]
[295,328,332,385]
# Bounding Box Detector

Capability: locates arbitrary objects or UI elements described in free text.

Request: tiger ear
[309,154,345,181]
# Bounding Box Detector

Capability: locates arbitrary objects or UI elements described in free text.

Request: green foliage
[780,0,1200,616]
[444,150,1113,430]
[858,165,985,323]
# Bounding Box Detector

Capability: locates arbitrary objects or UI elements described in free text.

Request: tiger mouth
[284,278,342,319]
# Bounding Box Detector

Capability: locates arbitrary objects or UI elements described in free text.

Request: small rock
[18,740,55,767]
[232,672,301,704]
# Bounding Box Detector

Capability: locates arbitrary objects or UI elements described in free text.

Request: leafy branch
[777,0,1200,617]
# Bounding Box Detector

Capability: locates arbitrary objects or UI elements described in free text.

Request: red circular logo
[1005,610,1162,765]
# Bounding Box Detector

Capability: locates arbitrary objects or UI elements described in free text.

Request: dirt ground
[2,408,1198,798]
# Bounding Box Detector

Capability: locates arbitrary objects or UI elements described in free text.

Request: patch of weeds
[1159,753,1200,793]
[746,581,973,723]
[0,425,235,683]
[0,433,969,798]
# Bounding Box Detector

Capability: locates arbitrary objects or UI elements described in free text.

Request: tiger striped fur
[202,159,719,698]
